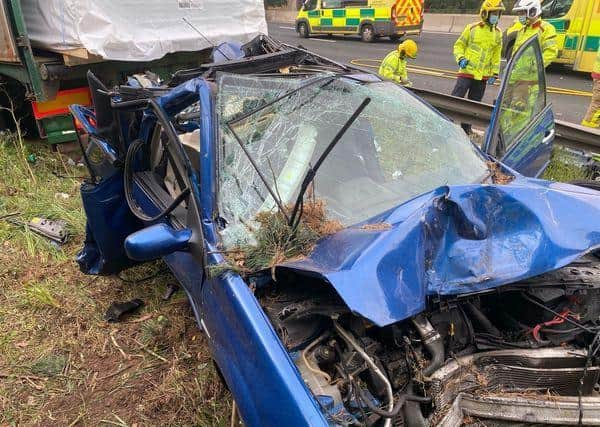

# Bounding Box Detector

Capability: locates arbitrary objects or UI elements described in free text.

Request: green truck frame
[0,0,210,144]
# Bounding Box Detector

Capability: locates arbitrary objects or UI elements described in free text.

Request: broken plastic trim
[104,298,144,322]
[280,42,352,73]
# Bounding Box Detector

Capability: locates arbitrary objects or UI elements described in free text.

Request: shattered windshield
[216,73,488,247]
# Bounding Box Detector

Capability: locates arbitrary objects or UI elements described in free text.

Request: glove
[487,76,497,85]
[403,80,413,88]
[458,58,469,69]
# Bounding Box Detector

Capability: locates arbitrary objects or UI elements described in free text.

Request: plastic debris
[104,299,144,322]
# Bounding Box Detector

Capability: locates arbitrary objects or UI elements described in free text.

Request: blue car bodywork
[71,35,600,426]
[282,180,600,327]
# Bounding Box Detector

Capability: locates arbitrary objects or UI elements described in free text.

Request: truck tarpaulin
[21,0,268,61]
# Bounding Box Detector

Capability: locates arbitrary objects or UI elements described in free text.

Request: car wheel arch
[359,21,376,42]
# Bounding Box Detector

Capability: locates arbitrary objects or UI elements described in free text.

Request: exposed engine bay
[259,255,600,426]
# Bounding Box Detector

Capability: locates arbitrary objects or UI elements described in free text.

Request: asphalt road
[268,22,594,124]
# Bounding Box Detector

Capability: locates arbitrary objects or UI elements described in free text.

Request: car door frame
[484,34,555,177]
[121,97,208,316]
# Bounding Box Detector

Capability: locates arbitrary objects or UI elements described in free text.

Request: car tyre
[389,34,403,42]
[298,22,310,38]
[360,24,375,43]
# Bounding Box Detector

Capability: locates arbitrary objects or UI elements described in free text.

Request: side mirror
[125,224,192,261]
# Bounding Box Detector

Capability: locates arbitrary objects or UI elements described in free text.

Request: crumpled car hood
[280,178,600,327]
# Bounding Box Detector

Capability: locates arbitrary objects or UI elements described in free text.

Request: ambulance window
[541,0,573,19]
[343,0,368,7]
[322,0,343,8]
[303,0,318,10]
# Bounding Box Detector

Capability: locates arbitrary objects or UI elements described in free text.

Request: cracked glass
[216,73,488,247]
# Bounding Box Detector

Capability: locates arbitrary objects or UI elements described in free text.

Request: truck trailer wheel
[297,22,310,38]
[360,24,375,43]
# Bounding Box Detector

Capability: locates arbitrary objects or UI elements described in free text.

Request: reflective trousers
[582,79,600,129]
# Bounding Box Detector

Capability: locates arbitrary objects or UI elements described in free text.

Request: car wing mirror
[125,224,192,261]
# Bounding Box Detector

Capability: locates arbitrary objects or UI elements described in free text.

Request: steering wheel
[123,139,190,222]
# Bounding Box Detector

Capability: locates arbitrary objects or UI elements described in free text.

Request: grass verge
[542,148,593,182]
[0,137,230,426]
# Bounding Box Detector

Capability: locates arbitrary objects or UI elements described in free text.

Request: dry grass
[215,199,343,276]
[0,138,230,426]
[360,223,392,231]
[486,161,514,185]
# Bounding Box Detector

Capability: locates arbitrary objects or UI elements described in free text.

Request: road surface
[268,22,593,125]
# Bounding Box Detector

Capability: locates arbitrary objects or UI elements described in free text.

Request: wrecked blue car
[71,35,600,426]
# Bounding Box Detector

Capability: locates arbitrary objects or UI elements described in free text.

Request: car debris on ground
[1,213,69,244]
[104,299,145,323]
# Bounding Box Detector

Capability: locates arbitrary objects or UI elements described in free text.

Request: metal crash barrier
[411,87,600,155]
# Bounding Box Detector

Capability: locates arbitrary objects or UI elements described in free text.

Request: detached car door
[484,35,555,177]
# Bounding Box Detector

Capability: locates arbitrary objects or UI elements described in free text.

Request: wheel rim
[363,26,373,40]
[300,24,307,36]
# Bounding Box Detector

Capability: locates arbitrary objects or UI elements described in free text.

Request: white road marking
[279,26,295,30]
[422,30,454,35]
[311,38,336,43]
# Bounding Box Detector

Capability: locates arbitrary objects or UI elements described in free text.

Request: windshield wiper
[288,96,371,228]
[224,74,341,222]
[225,122,291,221]
[225,75,370,229]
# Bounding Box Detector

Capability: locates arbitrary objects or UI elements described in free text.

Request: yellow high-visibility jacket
[453,21,502,81]
[378,51,409,85]
[512,19,558,68]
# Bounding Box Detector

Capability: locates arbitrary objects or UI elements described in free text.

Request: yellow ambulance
[295,0,424,42]
[542,0,599,72]
[507,0,599,72]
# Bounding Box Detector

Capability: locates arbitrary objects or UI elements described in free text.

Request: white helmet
[512,0,542,19]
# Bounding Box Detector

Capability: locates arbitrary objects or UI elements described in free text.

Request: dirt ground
[0,138,231,426]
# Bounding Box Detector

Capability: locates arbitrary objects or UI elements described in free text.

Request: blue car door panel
[502,105,554,177]
[484,35,555,177]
